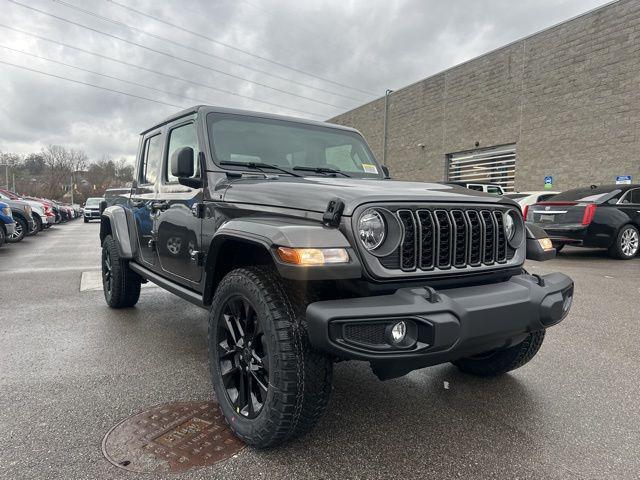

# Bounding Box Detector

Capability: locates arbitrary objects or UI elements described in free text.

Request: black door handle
[151,201,170,212]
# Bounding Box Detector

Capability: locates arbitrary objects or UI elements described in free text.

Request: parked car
[526,184,640,259]
[99,105,573,447]
[444,181,505,195]
[0,194,36,242]
[83,197,104,222]
[0,201,16,248]
[504,191,559,217]
[0,189,54,231]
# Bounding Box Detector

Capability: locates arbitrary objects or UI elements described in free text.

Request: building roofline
[329,0,620,119]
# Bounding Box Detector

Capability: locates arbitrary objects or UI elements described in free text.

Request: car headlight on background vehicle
[358,208,386,250]
[1,207,10,216]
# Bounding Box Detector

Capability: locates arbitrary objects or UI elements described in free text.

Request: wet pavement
[1,220,638,479]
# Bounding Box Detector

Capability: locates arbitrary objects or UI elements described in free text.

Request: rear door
[131,131,163,267]
[154,119,203,285]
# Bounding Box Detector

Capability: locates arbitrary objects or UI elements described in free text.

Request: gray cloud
[0,0,610,162]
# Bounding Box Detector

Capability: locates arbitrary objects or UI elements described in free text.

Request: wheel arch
[203,233,275,306]
[100,206,137,259]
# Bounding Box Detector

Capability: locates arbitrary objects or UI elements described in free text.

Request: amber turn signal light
[276,247,349,265]
[538,238,554,251]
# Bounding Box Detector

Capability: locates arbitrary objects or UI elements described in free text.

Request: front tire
[208,266,333,448]
[7,216,27,243]
[453,330,545,377]
[608,224,639,259]
[101,235,141,308]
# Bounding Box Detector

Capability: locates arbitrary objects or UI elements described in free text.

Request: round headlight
[504,211,516,241]
[358,209,386,250]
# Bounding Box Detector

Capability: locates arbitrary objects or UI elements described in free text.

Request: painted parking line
[80,270,158,292]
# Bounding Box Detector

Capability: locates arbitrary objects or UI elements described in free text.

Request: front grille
[379,207,511,272]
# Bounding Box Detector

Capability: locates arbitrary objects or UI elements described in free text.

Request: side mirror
[99,200,107,214]
[170,147,201,188]
[525,222,556,261]
[381,165,390,178]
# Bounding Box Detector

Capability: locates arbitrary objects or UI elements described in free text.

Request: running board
[129,262,205,308]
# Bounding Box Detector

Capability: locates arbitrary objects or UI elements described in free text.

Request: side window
[139,134,163,185]
[166,123,198,183]
[486,186,502,195]
[467,185,483,192]
[629,188,640,204]
[538,194,555,202]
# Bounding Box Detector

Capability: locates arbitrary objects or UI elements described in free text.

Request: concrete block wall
[329,0,640,191]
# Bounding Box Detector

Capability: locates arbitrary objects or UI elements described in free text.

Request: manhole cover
[102,401,244,473]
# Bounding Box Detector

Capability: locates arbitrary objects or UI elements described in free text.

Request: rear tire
[101,235,141,308]
[84,218,89,223]
[0,226,5,248]
[208,266,333,448]
[453,330,545,377]
[608,224,639,260]
[7,216,27,243]
[554,244,564,253]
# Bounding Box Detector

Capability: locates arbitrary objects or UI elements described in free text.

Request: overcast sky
[0,0,611,163]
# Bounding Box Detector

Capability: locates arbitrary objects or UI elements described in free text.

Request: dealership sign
[544,175,553,189]
[616,175,632,184]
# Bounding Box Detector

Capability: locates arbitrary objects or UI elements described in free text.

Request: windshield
[85,198,103,207]
[207,113,382,178]
[504,193,528,200]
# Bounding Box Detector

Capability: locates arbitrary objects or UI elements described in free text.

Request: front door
[154,120,203,285]
[132,132,163,267]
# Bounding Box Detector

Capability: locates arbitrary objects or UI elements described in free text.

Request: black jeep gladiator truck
[100,105,573,448]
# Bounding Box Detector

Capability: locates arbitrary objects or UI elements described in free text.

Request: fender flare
[202,217,361,304]
[100,206,137,259]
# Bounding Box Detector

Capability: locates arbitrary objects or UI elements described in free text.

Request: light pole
[382,89,393,165]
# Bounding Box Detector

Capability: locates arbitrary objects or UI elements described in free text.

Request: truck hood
[222,176,508,216]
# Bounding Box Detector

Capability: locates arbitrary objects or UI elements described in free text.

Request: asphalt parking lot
[1,221,638,479]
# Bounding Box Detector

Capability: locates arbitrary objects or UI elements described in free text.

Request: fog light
[390,321,406,343]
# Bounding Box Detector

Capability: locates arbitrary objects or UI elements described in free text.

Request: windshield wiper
[292,166,351,177]
[219,161,302,177]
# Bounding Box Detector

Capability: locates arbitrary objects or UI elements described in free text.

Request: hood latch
[323,198,345,228]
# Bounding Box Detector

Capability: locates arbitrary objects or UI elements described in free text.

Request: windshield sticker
[362,163,378,174]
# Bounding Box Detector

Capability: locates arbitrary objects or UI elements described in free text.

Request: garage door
[447,144,516,192]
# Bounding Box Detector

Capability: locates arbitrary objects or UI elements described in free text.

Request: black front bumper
[307,272,573,379]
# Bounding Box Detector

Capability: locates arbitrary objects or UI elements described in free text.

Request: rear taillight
[582,204,596,225]
[522,205,529,220]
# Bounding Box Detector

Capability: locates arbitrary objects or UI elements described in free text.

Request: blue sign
[544,175,553,189]
[616,175,632,185]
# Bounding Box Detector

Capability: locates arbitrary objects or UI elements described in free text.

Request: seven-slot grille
[380,208,510,272]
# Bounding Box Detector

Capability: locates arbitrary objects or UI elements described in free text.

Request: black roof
[140,105,360,136]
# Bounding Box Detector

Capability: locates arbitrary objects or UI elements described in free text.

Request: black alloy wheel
[216,295,269,419]
[102,247,113,296]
